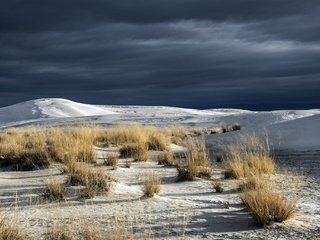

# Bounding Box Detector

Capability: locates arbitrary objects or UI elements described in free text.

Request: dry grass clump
[0,213,28,240]
[43,179,65,202]
[104,153,119,170]
[158,150,175,166]
[142,172,161,197]
[68,165,112,198]
[119,143,148,162]
[177,138,210,181]
[240,189,295,226]
[46,223,74,240]
[224,135,275,179]
[46,127,98,164]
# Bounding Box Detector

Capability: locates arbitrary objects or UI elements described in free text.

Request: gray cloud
[0,0,320,109]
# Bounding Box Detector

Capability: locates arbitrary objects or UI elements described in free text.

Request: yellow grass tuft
[0,213,29,240]
[43,178,65,202]
[142,172,161,197]
[224,135,275,179]
[46,223,74,240]
[158,150,175,166]
[240,189,295,226]
[68,164,112,199]
[120,143,148,162]
[177,138,210,181]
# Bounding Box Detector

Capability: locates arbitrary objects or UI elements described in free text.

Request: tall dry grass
[68,164,112,198]
[0,212,28,240]
[224,135,275,179]
[142,172,161,197]
[43,178,65,202]
[46,223,74,240]
[0,126,101,170]
[177,138,210,181]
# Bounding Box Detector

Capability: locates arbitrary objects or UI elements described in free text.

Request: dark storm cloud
[0,0,320,109]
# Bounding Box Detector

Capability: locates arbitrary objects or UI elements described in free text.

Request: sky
[1,0,320,110]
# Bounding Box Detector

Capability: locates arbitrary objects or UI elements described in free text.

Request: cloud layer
[1,0,320,109]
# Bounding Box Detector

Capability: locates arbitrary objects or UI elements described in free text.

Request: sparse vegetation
[143,172,161,197]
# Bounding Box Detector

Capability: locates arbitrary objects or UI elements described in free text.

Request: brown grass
[46,223,74,240]
[43,179,65,202]
[0,213,28,240]
[142,172,161,197]
[224,135,275,179]
[240,189,295,226]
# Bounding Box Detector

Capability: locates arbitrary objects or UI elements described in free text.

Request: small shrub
[240,189,295,226]
[43,179,65,201]
[143,172,161,197]
[46,223,74,240]
[213,181,224,193]
[158,150,175,166]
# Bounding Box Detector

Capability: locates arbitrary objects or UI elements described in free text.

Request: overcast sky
[1,0,320,110]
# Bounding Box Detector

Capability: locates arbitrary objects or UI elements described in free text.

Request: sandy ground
[0,147,319,239]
